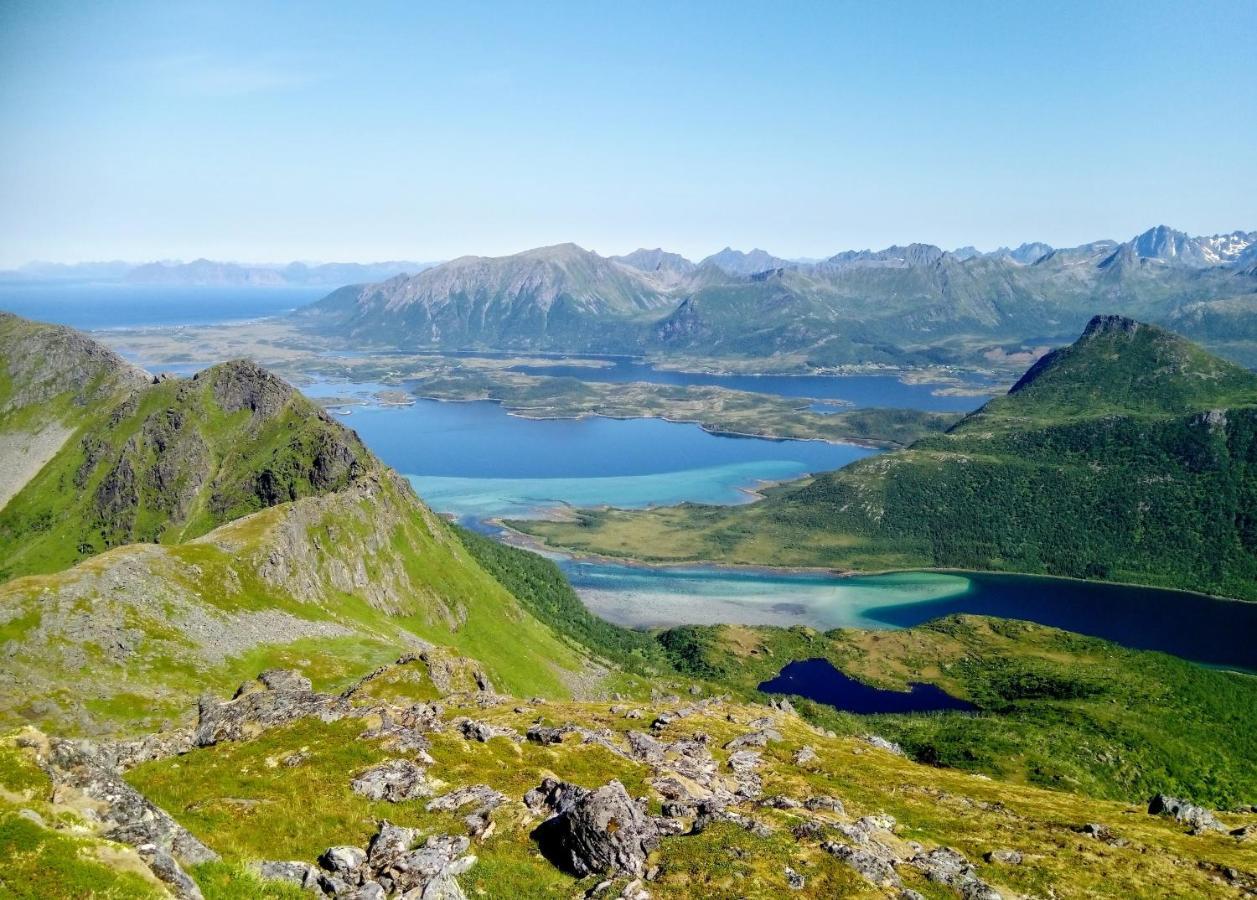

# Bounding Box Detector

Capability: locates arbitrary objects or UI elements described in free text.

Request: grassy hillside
[518,317,1257,600]
[657,615,1257,808]
[0,469,595,737]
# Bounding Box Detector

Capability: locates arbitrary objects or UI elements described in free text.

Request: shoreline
[496,521,1254,606]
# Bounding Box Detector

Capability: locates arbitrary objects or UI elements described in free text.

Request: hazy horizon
[2,1,1255,268]
[7,220,1256,271]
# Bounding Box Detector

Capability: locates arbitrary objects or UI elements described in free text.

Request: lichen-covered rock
[259,821,475,899]
[793,745,819,766]
[910,847,1002,900]
[1148,794,1226,833]
[784,865,806,890]
[863,734,906,757]
[823,842,902,888]
[319,845,367,878]
[723,728,782,750]
[195,673,351,746]
[350,759,435,802]
[985,848,1023,865]
[455,718,522,743]
[804,795,845,815]
[253,860,321,890]
[530,779,660,877]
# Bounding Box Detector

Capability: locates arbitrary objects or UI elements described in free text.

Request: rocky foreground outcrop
[6,654,1255,899]
[257,821,476,900]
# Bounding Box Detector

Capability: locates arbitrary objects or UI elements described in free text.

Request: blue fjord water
[323,398,872,521]
[563,564,1257,670]
[0,282,325,329]
[502,357,992,411]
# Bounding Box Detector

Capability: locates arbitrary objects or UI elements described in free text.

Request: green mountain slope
[519,316,1257,600]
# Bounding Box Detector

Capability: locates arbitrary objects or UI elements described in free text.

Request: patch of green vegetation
[665,615,1257,807]
[0,809,164,899]
[193,862,308,900]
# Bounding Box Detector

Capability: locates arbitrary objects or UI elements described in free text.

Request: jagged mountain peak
[1122,225,1256,267]
[611,247,696,275]
[698,247,792,276]
[825,243,946,268]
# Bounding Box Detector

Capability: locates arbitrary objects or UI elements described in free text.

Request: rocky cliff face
[0,311,150,419]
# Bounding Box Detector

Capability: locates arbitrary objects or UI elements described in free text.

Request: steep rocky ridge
[0,337,376,579]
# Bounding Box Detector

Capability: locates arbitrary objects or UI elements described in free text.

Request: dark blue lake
[759,658,977,714]
[568,564,1257,670]
[0,282,324,330]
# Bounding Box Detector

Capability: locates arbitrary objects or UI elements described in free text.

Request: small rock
[350,759,434,802]
[319,845,367,877]
[526,724,569,745]
[793,745,818,766]
[723,728,782,750]
[985,848,1023,865]
[862,734,906,757]
[1148,794,1226,834]
[16,808,44,827]
[784,865,806,890]
[456,718,522,743]
[254,860,320,890]
[804,795,845,815]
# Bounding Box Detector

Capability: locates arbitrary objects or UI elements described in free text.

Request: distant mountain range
[299,226,1257,367]
[0,258,438,287]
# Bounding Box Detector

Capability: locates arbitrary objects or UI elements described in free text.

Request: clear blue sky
[1,0,1254,266]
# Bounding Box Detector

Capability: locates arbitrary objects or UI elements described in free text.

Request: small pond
[758,657,978,714]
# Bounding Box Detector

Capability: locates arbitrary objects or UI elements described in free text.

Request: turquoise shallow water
[407,460,807,520]
[564,566,972,630]
[559,562,1257,669]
